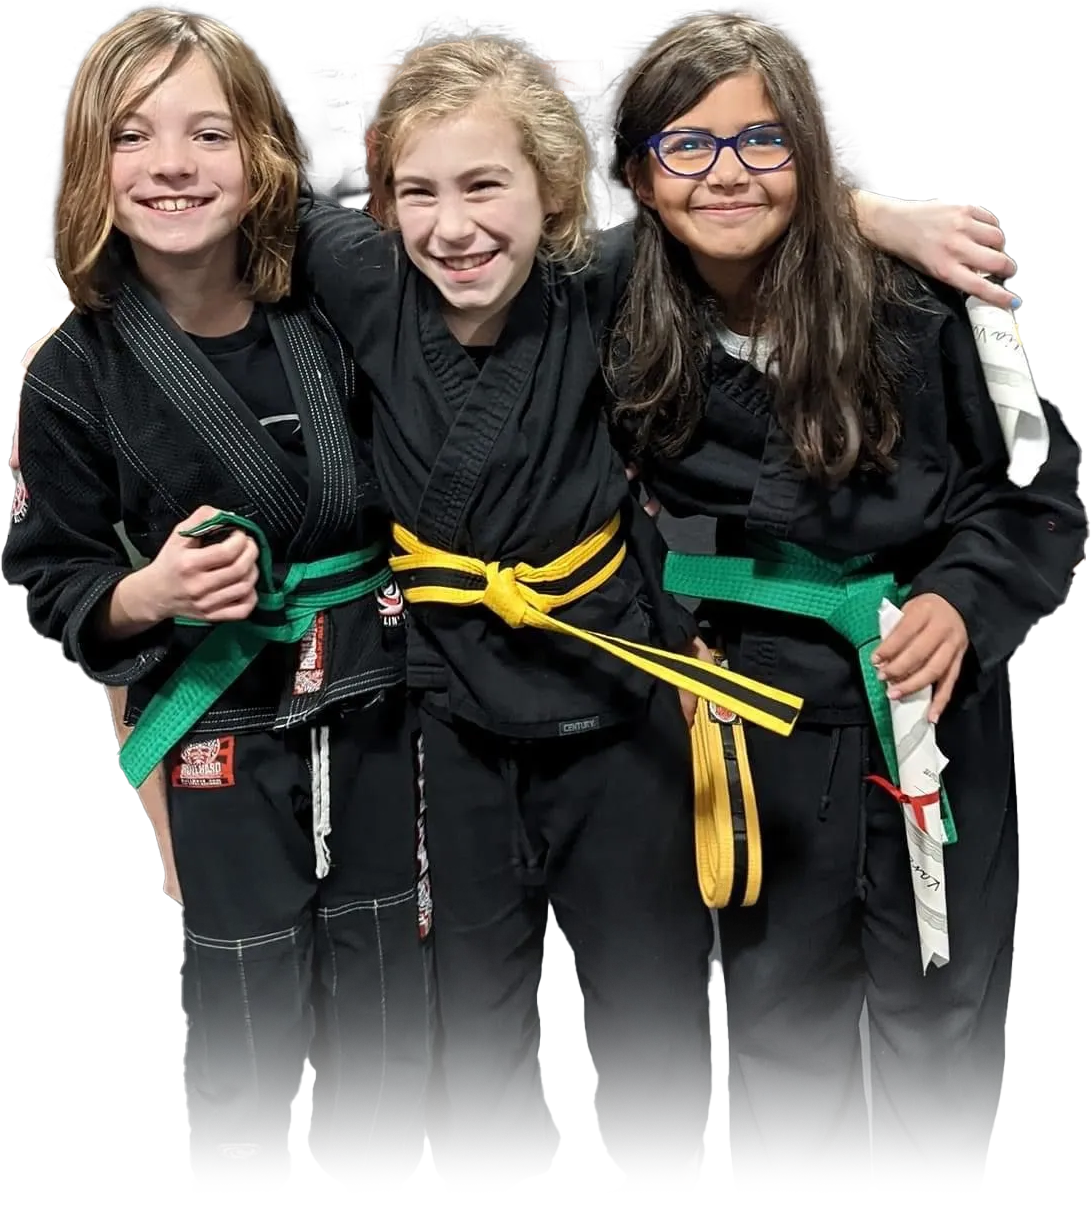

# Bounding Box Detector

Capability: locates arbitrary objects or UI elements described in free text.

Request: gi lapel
[112,280,307,538]
[413,261,550,551]
[267,305,358,558]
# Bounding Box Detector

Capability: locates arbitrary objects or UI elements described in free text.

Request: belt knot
[482,562,532,628]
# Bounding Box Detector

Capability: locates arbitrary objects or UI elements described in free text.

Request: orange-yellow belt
[390,513,801,908]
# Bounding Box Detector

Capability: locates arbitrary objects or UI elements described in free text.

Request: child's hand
[856,191,1019,310]
[872,594,969,722]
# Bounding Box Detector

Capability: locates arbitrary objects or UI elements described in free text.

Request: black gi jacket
[641,276,1086,726]
[296,200,693,738]
[3,276,403,735]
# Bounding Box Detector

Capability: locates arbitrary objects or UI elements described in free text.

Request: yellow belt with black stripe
[390,514,803,909]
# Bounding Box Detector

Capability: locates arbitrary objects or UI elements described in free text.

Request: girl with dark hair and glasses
[608,10,1085,1186]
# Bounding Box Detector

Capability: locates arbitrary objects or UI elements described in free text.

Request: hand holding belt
[388,512,804,738]
[119,511,391,788]
[664,545,956,844]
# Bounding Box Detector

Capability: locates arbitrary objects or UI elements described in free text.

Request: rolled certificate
[877,599,950,973]
[966,279,1049,487]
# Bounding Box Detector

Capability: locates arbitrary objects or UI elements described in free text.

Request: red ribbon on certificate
[866,774,941,833]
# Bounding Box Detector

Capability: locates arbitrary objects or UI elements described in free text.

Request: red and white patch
[377,580,405,627]
[293,614,326,695]
[10,470,28,524]
[413,732,432,939]
[708,699,739,725]
[171,736,236,789]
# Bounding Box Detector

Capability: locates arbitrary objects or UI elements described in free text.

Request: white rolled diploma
[878,599,950,971]
[965,295,1049,487]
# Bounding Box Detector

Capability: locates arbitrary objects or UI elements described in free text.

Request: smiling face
[110,51,246,274]
[392,104,553,344]
[1034,45,1083,115]
[634,70,797,297]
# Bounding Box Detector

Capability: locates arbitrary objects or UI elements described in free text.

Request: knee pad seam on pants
[318,888,416,918]
[184,923,304,951]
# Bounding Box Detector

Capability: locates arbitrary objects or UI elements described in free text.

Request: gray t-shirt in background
[0,0,344,265]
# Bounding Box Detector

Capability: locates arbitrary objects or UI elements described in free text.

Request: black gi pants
[167,690,433,1182]
[422,682,713,1180]
[720,700,1018,1185]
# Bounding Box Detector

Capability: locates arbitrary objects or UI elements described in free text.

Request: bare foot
[618,1152,704,1191]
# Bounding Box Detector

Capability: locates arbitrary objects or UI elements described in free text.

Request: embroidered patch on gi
[10,469,27,524]
[558,716,600,736]
[216,1137,263,1157]
[376,580,405,627]
[293,614,326,695]
[413,732,432,939]
[171,736,236,789]
[708,700,739,725]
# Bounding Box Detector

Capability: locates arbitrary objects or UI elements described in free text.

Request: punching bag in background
[275,1,364,208]
[603,0,724,94]
[426,0,539,48]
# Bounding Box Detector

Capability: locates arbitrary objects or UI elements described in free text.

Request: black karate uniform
[295,200,712,1177]
[3,278,432,1181]
[638,276,1087,1181]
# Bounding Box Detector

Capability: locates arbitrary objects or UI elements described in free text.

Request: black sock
[53,896,183,989]
[81,970,183,1068]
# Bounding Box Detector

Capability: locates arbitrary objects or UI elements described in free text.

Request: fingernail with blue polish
[1010,296,1022,310]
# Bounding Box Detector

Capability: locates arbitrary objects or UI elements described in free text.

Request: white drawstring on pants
[310,723,332,878]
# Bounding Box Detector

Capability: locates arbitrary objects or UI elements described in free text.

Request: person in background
[738,0,960,190]
[0,0,342,1058]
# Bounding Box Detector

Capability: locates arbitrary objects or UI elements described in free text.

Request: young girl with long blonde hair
[4,8,432,1182]
[292,28,1022,1179]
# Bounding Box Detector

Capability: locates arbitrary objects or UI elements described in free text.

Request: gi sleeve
[906,308,1087,677]
[295,193,398,365]
[2,344,172,686]
[1004,156,1091,281]
[195,0,342,190]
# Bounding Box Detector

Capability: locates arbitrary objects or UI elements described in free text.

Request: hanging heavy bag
[881,4,975,199]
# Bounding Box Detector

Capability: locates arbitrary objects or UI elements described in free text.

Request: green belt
[664,545,956,843]
[120,511,392,788]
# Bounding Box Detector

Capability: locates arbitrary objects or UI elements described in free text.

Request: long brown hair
[965,22,1078,189]
[57,7,306,310]
[609,11,910,482]
[365,33,594,267]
